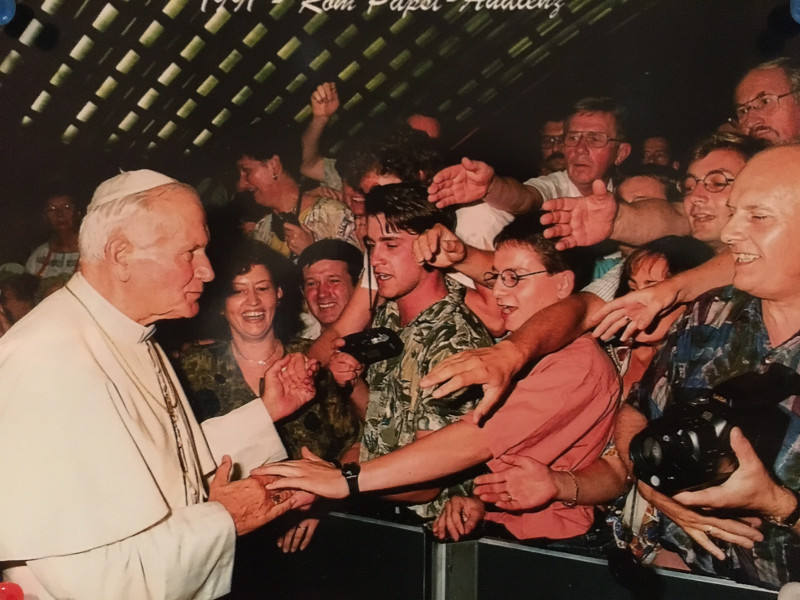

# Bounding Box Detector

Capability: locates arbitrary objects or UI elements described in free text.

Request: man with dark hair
[297,239,363,333]
[259,215,619,546]
[326,183,493,520]
[642,135,681,171]
[735,57,800,144]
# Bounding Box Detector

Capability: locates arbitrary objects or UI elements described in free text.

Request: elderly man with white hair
[0,171,311,599]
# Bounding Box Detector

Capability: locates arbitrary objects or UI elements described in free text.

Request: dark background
[0,0,798,263]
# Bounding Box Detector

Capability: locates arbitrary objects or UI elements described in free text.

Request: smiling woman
[175,239,361,462]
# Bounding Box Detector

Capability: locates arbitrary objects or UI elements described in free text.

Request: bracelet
[561,470,579,508]
[766,486,800,528]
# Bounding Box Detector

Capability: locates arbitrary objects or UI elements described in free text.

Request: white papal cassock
[0,273,286,599]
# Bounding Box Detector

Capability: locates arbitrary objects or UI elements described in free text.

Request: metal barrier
[227,512,778,600]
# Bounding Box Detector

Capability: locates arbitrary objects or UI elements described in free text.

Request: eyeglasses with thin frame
[678,170,736,195]
[562,131,622,149]
[483,269,548,288]
[733,91,797,123]
[540,135,564,149]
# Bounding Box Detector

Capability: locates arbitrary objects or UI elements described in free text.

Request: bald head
[722,144,800,303]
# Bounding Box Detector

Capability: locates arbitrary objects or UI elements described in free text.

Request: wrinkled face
[721,149,800,304]
[617,176,668,204]
[303,259,355,327]
[359,171,401,194]
[734,68,800,144]
[45,195,78,233]
[366,214,424,301]
[682,149,746,250]
[642,137,672,166]
[540,119,565,160]
[225,264,281,343]
[236,155,276,206]
[565,111,630,190]
[125,187,214,324]
[491,242,570,333]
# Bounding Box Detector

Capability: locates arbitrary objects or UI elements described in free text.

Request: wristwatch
[766,486,800,528]
[340,462,361,496]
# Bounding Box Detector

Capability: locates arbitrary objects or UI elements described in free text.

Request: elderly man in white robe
[0,171,311,599]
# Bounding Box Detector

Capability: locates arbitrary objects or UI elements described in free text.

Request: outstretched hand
[262,353,318,421]
[428,157,494,209]
[209,455,296,536]
[473,454,559,511]
[253,447,350,499]
[589,279,681,342]
[540,179,617,250]
[420,339,524,424]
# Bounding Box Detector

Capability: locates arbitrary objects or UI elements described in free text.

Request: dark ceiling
[0,0,798,262]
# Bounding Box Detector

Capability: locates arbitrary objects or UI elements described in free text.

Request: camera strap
[365,241,379,321]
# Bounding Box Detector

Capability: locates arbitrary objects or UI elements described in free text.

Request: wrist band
[766,486,800,528]
[561,470,579,508]
[341,462,361,496]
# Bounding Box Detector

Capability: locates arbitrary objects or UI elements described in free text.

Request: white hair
[78,182,189,262]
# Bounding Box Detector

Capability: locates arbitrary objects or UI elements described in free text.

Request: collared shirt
[360,279,493,519]
[629,285,800,589]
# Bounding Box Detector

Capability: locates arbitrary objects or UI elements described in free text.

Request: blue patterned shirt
[629,285,800,589]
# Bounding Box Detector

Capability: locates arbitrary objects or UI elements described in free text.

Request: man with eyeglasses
[734,57,800,144]
[259,215,619,549]
[428,97,632,216]
[417,132,766,423]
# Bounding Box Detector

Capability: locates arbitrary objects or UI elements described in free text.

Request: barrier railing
[227,511,778,600]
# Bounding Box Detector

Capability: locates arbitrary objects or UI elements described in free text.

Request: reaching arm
[611,198,689,246]
[591,251,734,342]
[428,157,543,214]
[420,291,605,423]
[541,180,688,250]
[301,82,339,182]
[473,452,627,510]
[255,421,492,499]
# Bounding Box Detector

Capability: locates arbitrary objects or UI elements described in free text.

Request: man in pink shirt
[258,215,620,544]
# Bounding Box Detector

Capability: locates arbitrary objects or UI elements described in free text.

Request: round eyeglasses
[483,269,548,288]
[678,170,735,195]
[562,131,622,149]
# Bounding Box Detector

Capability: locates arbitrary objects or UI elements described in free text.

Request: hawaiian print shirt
[176,338,361,462]
[359,279,493,519]
[628,285,800,589]
[252,195,359,258]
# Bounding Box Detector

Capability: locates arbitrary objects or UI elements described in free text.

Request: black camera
[271,211,301,242]
[629,364,798,496]
[340,327,403,365]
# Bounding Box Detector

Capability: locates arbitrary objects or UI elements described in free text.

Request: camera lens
[642,437,663,465]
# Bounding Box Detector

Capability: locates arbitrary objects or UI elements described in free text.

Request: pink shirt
[473,335,620,540]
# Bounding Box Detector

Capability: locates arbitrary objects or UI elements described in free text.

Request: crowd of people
[1,55,800,599]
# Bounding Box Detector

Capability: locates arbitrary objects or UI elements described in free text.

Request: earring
[272,172,278,181]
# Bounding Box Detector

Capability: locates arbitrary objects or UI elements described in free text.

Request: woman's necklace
[231,339,282,366]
